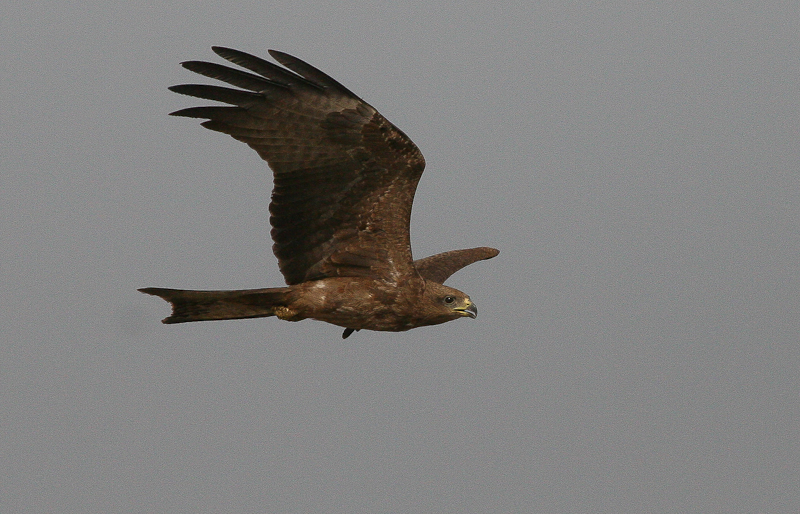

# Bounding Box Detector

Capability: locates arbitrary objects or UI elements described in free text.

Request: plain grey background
[3,1,798,512]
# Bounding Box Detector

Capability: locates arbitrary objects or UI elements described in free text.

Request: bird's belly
[296,278,420,332]
[310,302,416,332]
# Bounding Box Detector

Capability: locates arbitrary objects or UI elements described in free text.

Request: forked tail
[138,287,292,324]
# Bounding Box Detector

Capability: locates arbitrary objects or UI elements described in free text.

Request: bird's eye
[443,295,456,304]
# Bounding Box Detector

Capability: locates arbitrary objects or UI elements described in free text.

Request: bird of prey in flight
[140,47,499,338]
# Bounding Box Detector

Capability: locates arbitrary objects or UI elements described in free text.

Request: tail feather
[138,287,291,324]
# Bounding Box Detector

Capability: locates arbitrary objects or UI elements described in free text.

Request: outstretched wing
[413,247,499,284]
[170,47,425,285]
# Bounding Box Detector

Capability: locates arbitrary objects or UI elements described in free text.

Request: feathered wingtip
[413,247,499,284]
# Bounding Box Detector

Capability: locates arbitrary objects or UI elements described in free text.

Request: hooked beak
[455,300,477,319]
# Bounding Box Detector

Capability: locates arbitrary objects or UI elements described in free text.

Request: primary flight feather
[140,47,498,338]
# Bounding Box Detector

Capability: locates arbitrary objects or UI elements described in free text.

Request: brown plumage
[139,47,498,338]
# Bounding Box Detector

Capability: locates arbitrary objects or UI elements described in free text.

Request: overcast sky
[3,1,799,513]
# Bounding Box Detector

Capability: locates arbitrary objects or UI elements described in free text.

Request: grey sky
[3,1,799,512]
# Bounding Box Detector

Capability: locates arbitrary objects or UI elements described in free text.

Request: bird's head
[421,281,477,324]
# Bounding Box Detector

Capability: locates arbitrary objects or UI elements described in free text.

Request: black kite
[140,47,499,338]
